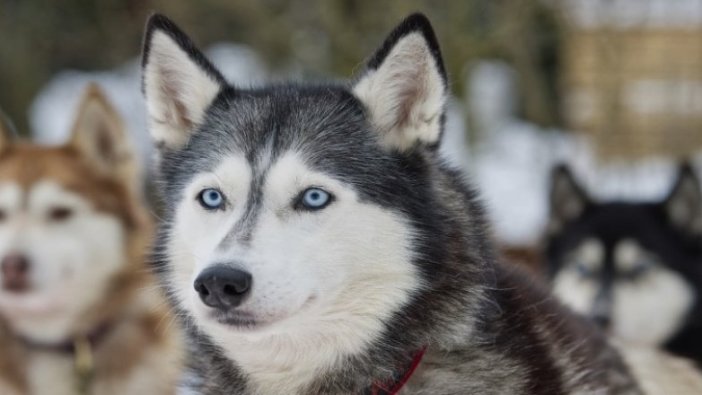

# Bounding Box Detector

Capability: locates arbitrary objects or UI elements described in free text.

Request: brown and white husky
[0,84,182,395]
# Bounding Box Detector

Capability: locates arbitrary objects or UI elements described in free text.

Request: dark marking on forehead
[219,141,276,248]
[221,176,264,247]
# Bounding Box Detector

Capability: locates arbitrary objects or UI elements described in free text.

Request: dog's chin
[0,288,67,320]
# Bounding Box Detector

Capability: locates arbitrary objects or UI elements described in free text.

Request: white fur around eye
[571,238,604,273]
[173,156,251,260]
[0,183,22,215]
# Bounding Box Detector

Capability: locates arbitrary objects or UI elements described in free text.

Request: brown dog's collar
[18,321,112,355]
[18,322,113,392]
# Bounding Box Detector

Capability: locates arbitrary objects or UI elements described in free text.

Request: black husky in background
[547,163,702,365]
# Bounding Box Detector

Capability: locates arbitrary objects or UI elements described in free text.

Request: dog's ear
[0,108,17,152]
[664,162,702,235]
[69,83,140,191]
[549,164,588,229]
[141,13,225,153]
[352,13,447,151]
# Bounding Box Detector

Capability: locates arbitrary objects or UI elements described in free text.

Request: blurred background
[1,0,702,249]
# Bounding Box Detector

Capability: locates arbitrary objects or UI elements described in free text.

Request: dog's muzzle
[194,265,252,310]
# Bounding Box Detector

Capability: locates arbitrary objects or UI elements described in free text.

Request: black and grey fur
[547,163,702,366]
[141,13,649,394]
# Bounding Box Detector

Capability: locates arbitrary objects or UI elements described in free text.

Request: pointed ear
[664,162,702,235]
[69,83,140,192]
[141,13,225,153]
[352,13,448,151]
[0,108,17,152]
[549,164,589,228]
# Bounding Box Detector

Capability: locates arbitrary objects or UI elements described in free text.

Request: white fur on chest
[220,335,352,394]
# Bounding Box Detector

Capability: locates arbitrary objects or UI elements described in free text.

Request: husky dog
[0,85,182,395]
[141,12,702,394]
[547,163,702,365]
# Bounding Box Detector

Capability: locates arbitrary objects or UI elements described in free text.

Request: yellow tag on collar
[74,336,94,394]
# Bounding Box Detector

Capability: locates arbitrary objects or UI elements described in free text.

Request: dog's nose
[194,265,252,309]
[1,254,30,292]
[591,286,612,329]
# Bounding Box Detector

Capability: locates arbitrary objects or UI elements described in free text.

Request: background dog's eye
[574,261,598,278]
[0,210,6,222]
[298,188,332,210]
[624,260,653,279]
[575,263,590,277]
[198,188,225,210]
[48,207,73,222]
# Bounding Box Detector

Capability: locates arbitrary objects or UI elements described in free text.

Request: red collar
[370,346,427,395]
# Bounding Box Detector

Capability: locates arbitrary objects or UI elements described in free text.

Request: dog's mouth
[210,310,266,329]
[205,295,318,331]
[0,289,66,318]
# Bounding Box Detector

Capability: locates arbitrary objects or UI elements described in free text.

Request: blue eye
[299,188,332,210]
[198,188,225,210]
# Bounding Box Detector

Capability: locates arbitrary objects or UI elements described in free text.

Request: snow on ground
[29,53,700,247]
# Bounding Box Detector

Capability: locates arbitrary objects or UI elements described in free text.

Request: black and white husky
[547,163,702,366]
[141,12,702,394]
